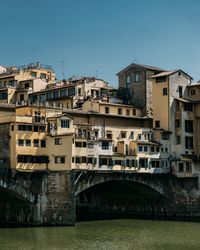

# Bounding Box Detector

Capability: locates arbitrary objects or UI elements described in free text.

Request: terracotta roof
[150,69,193,80]
[116,63,166,75]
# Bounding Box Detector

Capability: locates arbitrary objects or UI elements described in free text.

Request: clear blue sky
[0,0,200,86]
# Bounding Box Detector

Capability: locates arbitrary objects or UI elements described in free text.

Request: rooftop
[116,63,166,75]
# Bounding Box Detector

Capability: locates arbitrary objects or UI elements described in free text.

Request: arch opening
[76,180,166,221]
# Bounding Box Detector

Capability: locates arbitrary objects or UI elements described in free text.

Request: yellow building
[0,62,55,104]
[0,105,73,171]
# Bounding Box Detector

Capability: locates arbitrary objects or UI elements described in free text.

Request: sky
[0,0,200,86]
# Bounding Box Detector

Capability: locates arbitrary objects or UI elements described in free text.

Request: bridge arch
[75,171,165,197]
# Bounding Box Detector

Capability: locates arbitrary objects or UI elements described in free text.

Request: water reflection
[0,219,200,250]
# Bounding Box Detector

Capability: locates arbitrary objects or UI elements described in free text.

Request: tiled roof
[116,63,166,75]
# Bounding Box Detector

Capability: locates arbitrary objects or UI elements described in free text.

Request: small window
[40,73,46,79]
[126,75,131,84]
[163,88,168,96]
[31,72,37,78]
[185,120,193,133]
[191,89,196,95]
[176,136,181,145]
[175,119,180,128]
[132,109,136,116]
[186,162,191,172]
[138,146,143,152]
[55,138,62,145]
[33,139,39,147]
[118,108,122,115]
[55,156,65,164]
[162,133,170,140]
[156,147,160,152]
[18,139,24,146]
[105,107,109,114]
[155,120,160,128]
[126,109,130,116]
[184,103,193,112]
[178,162,184,172]
[102,141,109,150]
[144,146,148,152]
[130,131,134,139]
[178,86,183,98]
[61,120,69,128]
[134,73,140,82]
[11,125,14,131]
[41,140,46,148]
[151,146,155,152]
[75,141,82,147]
[25,140,31,146]
[78,88,82,96]
[121,132,126,138]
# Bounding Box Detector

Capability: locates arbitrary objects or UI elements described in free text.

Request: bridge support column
[34,171,75,226]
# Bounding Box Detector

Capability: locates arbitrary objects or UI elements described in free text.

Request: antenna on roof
[95,70,98,78]
[132,58,138,64]
[62,60,65,79]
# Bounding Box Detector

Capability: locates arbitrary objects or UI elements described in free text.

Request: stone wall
[0,169,75,226]
[0,124,10,168]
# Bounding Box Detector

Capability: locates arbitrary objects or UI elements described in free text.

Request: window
[55,138,62,145]
[134,73,140,82]
[155,120,160,128]
[184,103,193,112]
[130,131,134,139]
[185,120,193,133]
[55,156,65,164]
[24,82,30,89]
[40,73,46,79]
[25,140,31,146]
[163,88,168,95]
[82,157,87,163]
[156,76,166,83]
[33,126,39,132]
[162,133,170,140]
[0,92,7,100]
[83,141,87,147]
[118,108,122,115]
[33,139,39,147]
[105,107,109,114]
[176,136,181,145]
[75,157,81,163]
[138,146,143,152]
[176,100,180,111]
[18,139,24,146]
[178,162,184,172]
[156,147,160,152]
[151,161,160,168]
[102,141,109,150]
[61,120,69,128]
[78,88,82,96]
[126,75,130,84]
[178,86,183,98]
[139,158,148,168]
[31,72,37,78]
[126,109,130,116]
[191,89,196,95]
[132,109,136,116]
[11,125,14,131]
[151,146,155,152]
[18,125,32,131]
[17,155,49,164]
[175,119,180,128]
[121,132,126,138]
[186,162,192,172]
[106,133,112,139]
[144,146,148,152]
[185,136,193,149]
[41,140,46,148]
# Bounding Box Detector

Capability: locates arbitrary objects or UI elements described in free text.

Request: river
[0,219,200,250]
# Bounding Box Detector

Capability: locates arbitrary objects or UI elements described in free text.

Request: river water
[0,219,200,250]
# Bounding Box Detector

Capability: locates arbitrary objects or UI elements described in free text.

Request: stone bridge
[0,168,200,225]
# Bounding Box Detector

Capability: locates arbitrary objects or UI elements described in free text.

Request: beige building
[150,69,194,177]
[0,62,55,104]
